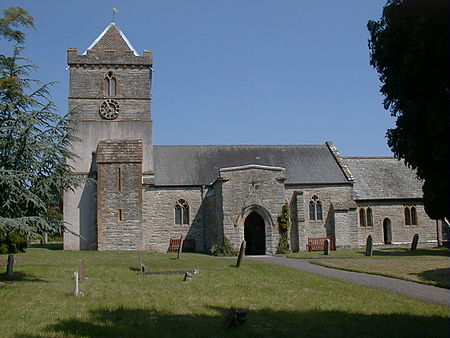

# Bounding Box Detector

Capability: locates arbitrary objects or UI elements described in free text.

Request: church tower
[64,23,153,250]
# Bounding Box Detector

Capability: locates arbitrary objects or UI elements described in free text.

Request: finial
[112,8,119,23]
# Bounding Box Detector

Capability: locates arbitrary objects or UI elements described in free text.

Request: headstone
[323,239,330,255]
[183,272,193,282]
[411,234,419,251]
[74,272,83,297]
[177,235,183,259]
[365,235,373,256]
[43,232,48,245]
[236,241,246,267]
[6,253,14,276]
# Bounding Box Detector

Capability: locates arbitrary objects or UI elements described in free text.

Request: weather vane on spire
[112,8,119,23]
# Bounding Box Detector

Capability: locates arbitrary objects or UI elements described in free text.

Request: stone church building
[63,23,442,253]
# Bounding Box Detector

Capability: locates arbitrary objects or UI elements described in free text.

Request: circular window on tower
[99,99,120,120]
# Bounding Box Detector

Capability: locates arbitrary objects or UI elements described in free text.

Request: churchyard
[0,246,448,337]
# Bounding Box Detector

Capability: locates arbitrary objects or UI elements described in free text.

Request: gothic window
[359,206,373,227]
[359,208,366,227]
[404,206,417,226]
[309,195,323,221]
[175,199,189,225]
[103,71,117,97]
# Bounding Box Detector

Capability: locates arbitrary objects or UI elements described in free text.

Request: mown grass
[0,247,448,337]
[286,247,449,259]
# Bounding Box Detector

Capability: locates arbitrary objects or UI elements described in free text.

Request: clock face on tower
[99,99,120,120]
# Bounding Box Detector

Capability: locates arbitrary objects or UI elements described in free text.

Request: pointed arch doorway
[244,212,266,255]
[383,218,392,244]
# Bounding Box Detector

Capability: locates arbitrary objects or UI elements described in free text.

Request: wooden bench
[168,237,196,252]
[307,237,336,251]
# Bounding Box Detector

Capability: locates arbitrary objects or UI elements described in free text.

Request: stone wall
[219,165,287,255]
[97,140,143,250]
[355,200,438,246]
[142,186,206,252]
[286,184,353,251]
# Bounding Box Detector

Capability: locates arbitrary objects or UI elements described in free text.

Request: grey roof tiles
[153,145,349,186]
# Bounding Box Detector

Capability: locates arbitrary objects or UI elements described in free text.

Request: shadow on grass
[0,271,47,284]
[373,248,449,257]
[16,306,447,337]
[414,268,450,289]
[28,243,63,250]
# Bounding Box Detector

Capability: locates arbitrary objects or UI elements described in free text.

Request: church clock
[99,99,120,120]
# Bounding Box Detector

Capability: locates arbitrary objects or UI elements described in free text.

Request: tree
[367,0,448,220]
[0,7,83,241]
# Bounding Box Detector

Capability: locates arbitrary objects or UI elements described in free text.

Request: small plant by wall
[277,202,291,254]
[210,236,239,256]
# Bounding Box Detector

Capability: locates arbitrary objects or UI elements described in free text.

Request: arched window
[103,71,117,97]
[411,206,417,225]
[309,201,316,220]
[404,206,417,226]
[359,206,373,227]
[359,208,366,227]
[316,201,323,220]
[309,195,323,221]
[175,199,189,225]
[367,207,373,227]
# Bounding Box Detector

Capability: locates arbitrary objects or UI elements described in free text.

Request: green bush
[0,232,28,254]
[210,236,238,256]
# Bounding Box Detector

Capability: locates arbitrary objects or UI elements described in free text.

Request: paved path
[247,256,450,307]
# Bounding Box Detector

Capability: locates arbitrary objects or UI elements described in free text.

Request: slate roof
[344,157,423,200]
[153,145,349,186]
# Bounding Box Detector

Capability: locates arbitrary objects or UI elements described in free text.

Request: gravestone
[73,272,83,297]
[411,234,419,251]
[177,235,183,259]
[6,253,14,276]
[183,272,193,282]
[323,239,330,255]
[365,235,373,256]
[138,252,149,273]
[236,241,246,267]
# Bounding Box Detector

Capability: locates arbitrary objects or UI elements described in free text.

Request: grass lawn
[307,248,450,289]
[0,246,448,337]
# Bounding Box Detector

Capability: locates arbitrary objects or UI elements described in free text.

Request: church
[63,23,442,254]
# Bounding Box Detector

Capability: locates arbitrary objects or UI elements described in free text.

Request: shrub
[210,236,238,256]
[0,232,28,254]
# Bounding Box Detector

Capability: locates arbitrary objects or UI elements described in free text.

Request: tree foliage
[368,0,448,219]
[0,7,83,239]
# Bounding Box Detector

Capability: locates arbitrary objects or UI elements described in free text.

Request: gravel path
[247,256,450,307]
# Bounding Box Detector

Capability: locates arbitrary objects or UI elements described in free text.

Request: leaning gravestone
[6,253,14,276]
[236,241,246,267]
[177,235,183,259]
[323,239,330,255]
[411,234,419,251]
[365,235,373,256]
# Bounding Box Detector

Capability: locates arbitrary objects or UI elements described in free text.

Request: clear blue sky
[1,0,394,156]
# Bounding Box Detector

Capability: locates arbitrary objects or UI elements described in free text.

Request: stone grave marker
[183,272,193,282]
[236,241,246,267]
[323,239,330,255]
[177,235,183,259]
[74,272,83,297]
[365,235,373,256]
[411,234,419,251]
[6,253,14,276]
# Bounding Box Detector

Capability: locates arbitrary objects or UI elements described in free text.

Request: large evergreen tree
[0,7,83,239]
[368,0,448,220]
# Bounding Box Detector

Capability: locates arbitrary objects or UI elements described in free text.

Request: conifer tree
[0,7,83,239]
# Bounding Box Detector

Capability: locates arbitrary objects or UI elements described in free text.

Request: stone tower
[64,23,153,250]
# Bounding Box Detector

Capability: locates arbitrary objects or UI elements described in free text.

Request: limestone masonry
[63,23,448,253]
